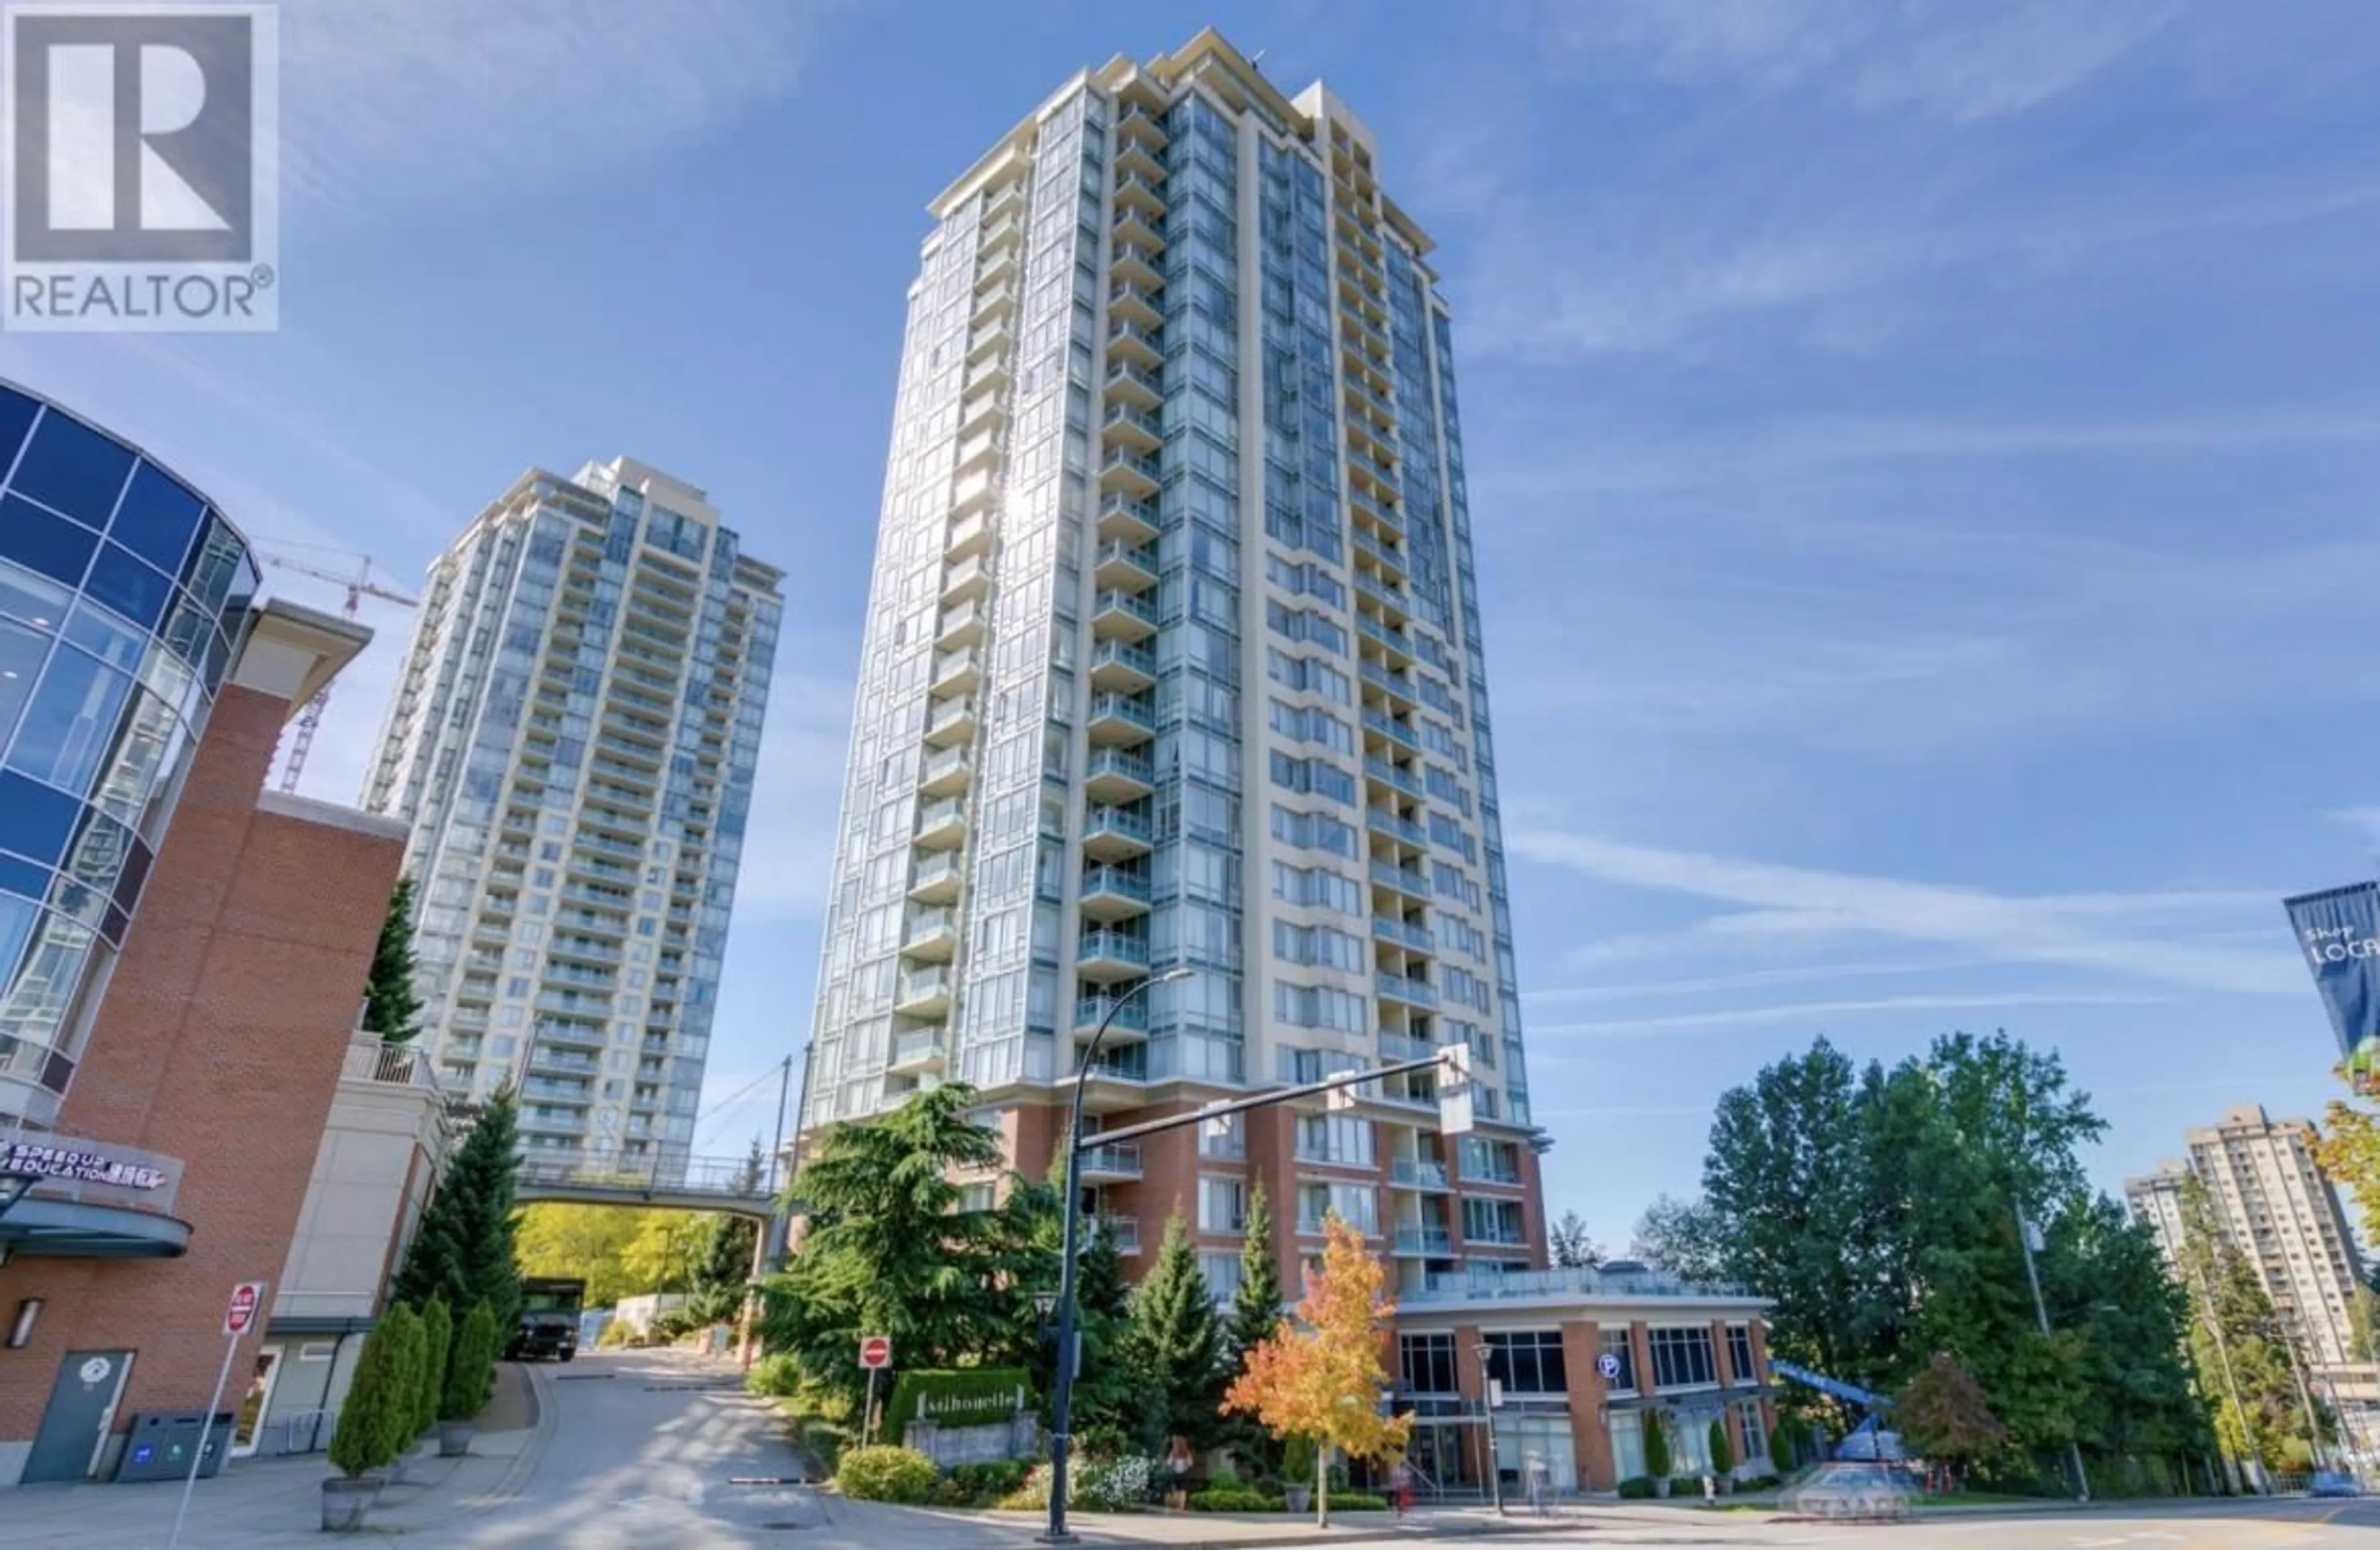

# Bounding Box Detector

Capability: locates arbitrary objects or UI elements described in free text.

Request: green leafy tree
[1896,1352,2006,1479]
[328,1309,415,1477]
[363,874,424,1044]
[754,1085,1030,1419]
[1671,1032,2203,1479]
[2178,1174,2328,1472]
[414,1297,452,1439]
[621,1211,713,1293]
[1549,1210,1602,1269]
[513,1204,646,1305]
[392,1086,522,1331]
[442,1299,499,1423]
[1132,1209,1225,1450]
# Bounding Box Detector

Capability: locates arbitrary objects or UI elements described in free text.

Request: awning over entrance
[0,1196,192,1259]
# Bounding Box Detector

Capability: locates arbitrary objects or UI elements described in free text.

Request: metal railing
[342,1036,443,1093]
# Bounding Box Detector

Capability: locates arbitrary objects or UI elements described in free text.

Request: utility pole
[2184,1243,2264,1494]
[2014,1208,2091,1503]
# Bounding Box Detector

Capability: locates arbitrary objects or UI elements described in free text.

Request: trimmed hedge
[884,1367,1032,1432]
[933,1460,1028,1507]
[1618,1476,1656,1499]
[1189,1486,1275,1512]
[835,1445,938,1504]
[1329,1491,1390,1511]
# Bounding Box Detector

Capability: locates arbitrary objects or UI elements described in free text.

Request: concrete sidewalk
[1,1361,556,1548]
[870,1500,1663,1547]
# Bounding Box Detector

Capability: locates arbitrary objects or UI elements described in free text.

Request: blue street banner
[2282,882,2380,1093]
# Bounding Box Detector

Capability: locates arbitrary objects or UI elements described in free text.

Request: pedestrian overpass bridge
[513,1149,782,1221]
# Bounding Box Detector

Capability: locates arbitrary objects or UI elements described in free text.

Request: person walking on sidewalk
[1388,1459,1413,1519]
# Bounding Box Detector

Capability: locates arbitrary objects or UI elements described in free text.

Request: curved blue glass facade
[0,382,260,1129]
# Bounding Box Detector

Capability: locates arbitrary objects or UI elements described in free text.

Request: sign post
[166,1280,265,1550]
[858,1334,891,1448]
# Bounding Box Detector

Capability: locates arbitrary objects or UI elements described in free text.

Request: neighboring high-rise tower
[366,459,782,1181]
[800,31,1546,1297]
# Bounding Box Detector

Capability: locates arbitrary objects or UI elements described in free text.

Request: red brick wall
[0,685,402,1461]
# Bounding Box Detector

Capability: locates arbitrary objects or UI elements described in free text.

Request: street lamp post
[2013,1208,2091,1504]
[1042,966,1190,1545]
[1473,1343,1504,1516]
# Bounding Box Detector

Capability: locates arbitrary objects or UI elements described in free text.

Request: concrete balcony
[923,695,977,748]
[1083,803,1154,861]
[1391,1158,1452,1192]
[1098,443,1161,498]
[931,645,984,697]
[1089,639,1157,694]
[940,552,992,605]
[1075,930,1150,983]
[914,795,967,850]
[1093,538,1159,591]
[919,744,972,797]
[1092,1213,1141,1254]
[1090,588,1158,643]
[1083,749,1155,803]
[1377,972,1437,1009]
[1097,489,1160,544]
[1079,865,1152,922]
[889,1027,945,1073]
[902,906,959,961]
[935,599,986,650]
[1078,1141,1143,1183]
[1086,691,1157,746]
[1073,993,1151,1045]
[909,852,965,904]
[1393,1226,1455,1256]
[894,966,954,1018]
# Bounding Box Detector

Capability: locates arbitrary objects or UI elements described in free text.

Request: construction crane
[260,549,420,792]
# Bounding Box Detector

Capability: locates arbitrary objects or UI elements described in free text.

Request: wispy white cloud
[1510,829,2296,995]
[1534,0,2183,125]
[1533,989,2174,1044]
[283,0,853,218]
[1527,955,1995,1003]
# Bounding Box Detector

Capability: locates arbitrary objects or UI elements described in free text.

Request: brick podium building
[0,382,407,1488]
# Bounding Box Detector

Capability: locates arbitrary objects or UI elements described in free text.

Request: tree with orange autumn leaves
[1222,1215,1411,1525]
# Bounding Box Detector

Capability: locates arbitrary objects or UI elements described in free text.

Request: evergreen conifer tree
[392,1086,523,1330]
[1132,1208,1225,1448]
[1224,1180,1286,1473]
[364,875,424,1044]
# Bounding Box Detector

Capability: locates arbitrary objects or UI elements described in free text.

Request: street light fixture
[1474,1342,1505,1517]
[1042,964,1191,1545]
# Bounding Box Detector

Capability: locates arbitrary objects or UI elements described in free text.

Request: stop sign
[223,1280,265,1336]
[858,1334,892,1370]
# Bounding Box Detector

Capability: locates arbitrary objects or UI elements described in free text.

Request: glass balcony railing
[1073,995,1151,1034]
[1077,930,1151,968]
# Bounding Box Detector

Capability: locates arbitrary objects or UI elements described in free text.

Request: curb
[464,1360,557,1508]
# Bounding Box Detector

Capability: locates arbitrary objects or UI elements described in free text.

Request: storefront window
[1483,1329,1566,1393]
[1608,1411,1644,1481]
[1648,1325,1717,1389]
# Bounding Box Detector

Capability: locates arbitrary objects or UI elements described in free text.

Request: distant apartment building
[798,29,1546,1309]
[2126,1104,2366,1368]
[364,460,782,1182]
[0,382,408,1487]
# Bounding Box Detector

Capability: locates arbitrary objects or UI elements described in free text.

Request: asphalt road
[449,1347,853,1547]
[1536,1498,2380,1548]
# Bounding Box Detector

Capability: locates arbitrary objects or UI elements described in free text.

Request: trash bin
[112,1411,234,1482]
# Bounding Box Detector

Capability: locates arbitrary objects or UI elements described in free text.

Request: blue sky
[10,1,2380,1246]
